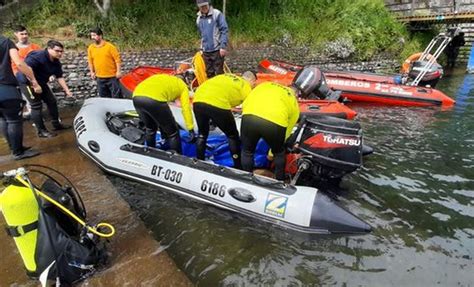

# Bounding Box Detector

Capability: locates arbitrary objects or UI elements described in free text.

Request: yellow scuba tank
[0,181,39,273]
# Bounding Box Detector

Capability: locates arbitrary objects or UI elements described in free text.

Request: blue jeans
[97,77,122,98]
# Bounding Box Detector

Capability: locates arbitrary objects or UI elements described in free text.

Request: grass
[3,0,426,61]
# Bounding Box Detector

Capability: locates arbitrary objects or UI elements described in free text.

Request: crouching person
[193,72,256,168]
[241,82,300,181]
[132,74,194,153]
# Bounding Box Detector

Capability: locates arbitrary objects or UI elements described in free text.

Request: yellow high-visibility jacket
[193,74,252,110]
[242,82,299,139]
[133,74,194,130]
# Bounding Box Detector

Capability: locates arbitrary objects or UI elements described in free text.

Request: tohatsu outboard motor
[408,60,444,88]
[286,115,363,185]
[292,65,343,102]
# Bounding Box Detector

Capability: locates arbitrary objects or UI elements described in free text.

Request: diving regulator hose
[12,171,116,238]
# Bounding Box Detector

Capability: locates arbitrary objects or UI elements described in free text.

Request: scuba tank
[1,182,40,274]
[0,165,115,285]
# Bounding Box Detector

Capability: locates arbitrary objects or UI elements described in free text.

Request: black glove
[188,130,196,143]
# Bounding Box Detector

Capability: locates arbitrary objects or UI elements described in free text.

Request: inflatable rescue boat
[74,98,371,235]
[119,66,357,119]
[259,59,455,107]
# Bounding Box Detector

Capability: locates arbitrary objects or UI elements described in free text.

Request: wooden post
[223,0,226,16]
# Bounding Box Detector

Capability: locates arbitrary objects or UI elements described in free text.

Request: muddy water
[111,70,473,286]
[0,108,191,286]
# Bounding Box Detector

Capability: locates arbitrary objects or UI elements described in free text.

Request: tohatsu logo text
[323,135,360,146]
[303,133,361,149]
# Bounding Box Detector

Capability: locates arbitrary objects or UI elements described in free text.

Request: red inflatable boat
[258,59,455,107]
[120,66,357,120]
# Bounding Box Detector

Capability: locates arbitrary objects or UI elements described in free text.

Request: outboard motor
[408,60,443,88]
[287,116,363,185]
[292,66,342,102]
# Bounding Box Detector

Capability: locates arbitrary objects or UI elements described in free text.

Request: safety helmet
[292,66,325,98]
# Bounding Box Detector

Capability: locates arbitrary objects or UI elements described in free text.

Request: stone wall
[59,46,399,100]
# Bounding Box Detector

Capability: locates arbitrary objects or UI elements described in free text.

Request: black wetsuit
[193,102,241,168]
[133,96,182,153]
[0,36,25,156]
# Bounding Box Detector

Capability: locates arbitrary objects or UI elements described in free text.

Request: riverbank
[0,107,192,286]
[6,0,410,60]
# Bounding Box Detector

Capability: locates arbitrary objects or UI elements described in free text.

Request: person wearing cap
[195,0,229,79]
[193,72,256,168]
[240,82,299,180]
[132,74,194,154]
[87,27,122,98]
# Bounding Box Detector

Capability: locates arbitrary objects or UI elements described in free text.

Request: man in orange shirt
[12,25,41,117]
[12,25,41,74]
[87,28,122,98]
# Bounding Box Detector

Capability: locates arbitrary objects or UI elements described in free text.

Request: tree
[94,0,110,18]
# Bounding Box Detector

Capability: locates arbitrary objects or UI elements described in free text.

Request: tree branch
[93,0,110,18]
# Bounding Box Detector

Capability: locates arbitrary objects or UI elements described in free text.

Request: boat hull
[74,98,371,235]
[258,59,455,107]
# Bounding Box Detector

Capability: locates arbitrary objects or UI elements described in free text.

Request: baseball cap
[196,0,209,7]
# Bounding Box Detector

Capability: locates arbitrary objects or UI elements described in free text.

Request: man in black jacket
[21,40,73,138]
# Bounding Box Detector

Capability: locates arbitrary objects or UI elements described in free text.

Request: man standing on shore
[0,33,41,159]
[23,40,73,138]
[12,25,41,118]
[196,0,229,79]
[87,27,122,98]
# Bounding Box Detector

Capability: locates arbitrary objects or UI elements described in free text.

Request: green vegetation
[6,0,425,60]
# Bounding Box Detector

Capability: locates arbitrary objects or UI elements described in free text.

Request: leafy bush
[10,0,417,60]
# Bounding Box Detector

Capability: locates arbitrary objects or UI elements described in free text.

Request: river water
[111,70,473,286]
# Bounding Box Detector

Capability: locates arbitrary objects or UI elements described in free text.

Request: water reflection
[112,71,474,285]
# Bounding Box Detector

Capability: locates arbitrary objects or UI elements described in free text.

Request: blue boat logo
[264,194,288,218]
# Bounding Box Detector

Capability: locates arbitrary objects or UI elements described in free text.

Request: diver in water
[132,74,194,154]
[193,71,256,168]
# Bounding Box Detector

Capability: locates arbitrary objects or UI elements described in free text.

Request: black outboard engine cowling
[408,60,443,88]
[296,116,362,180]
[293,66,342,102]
